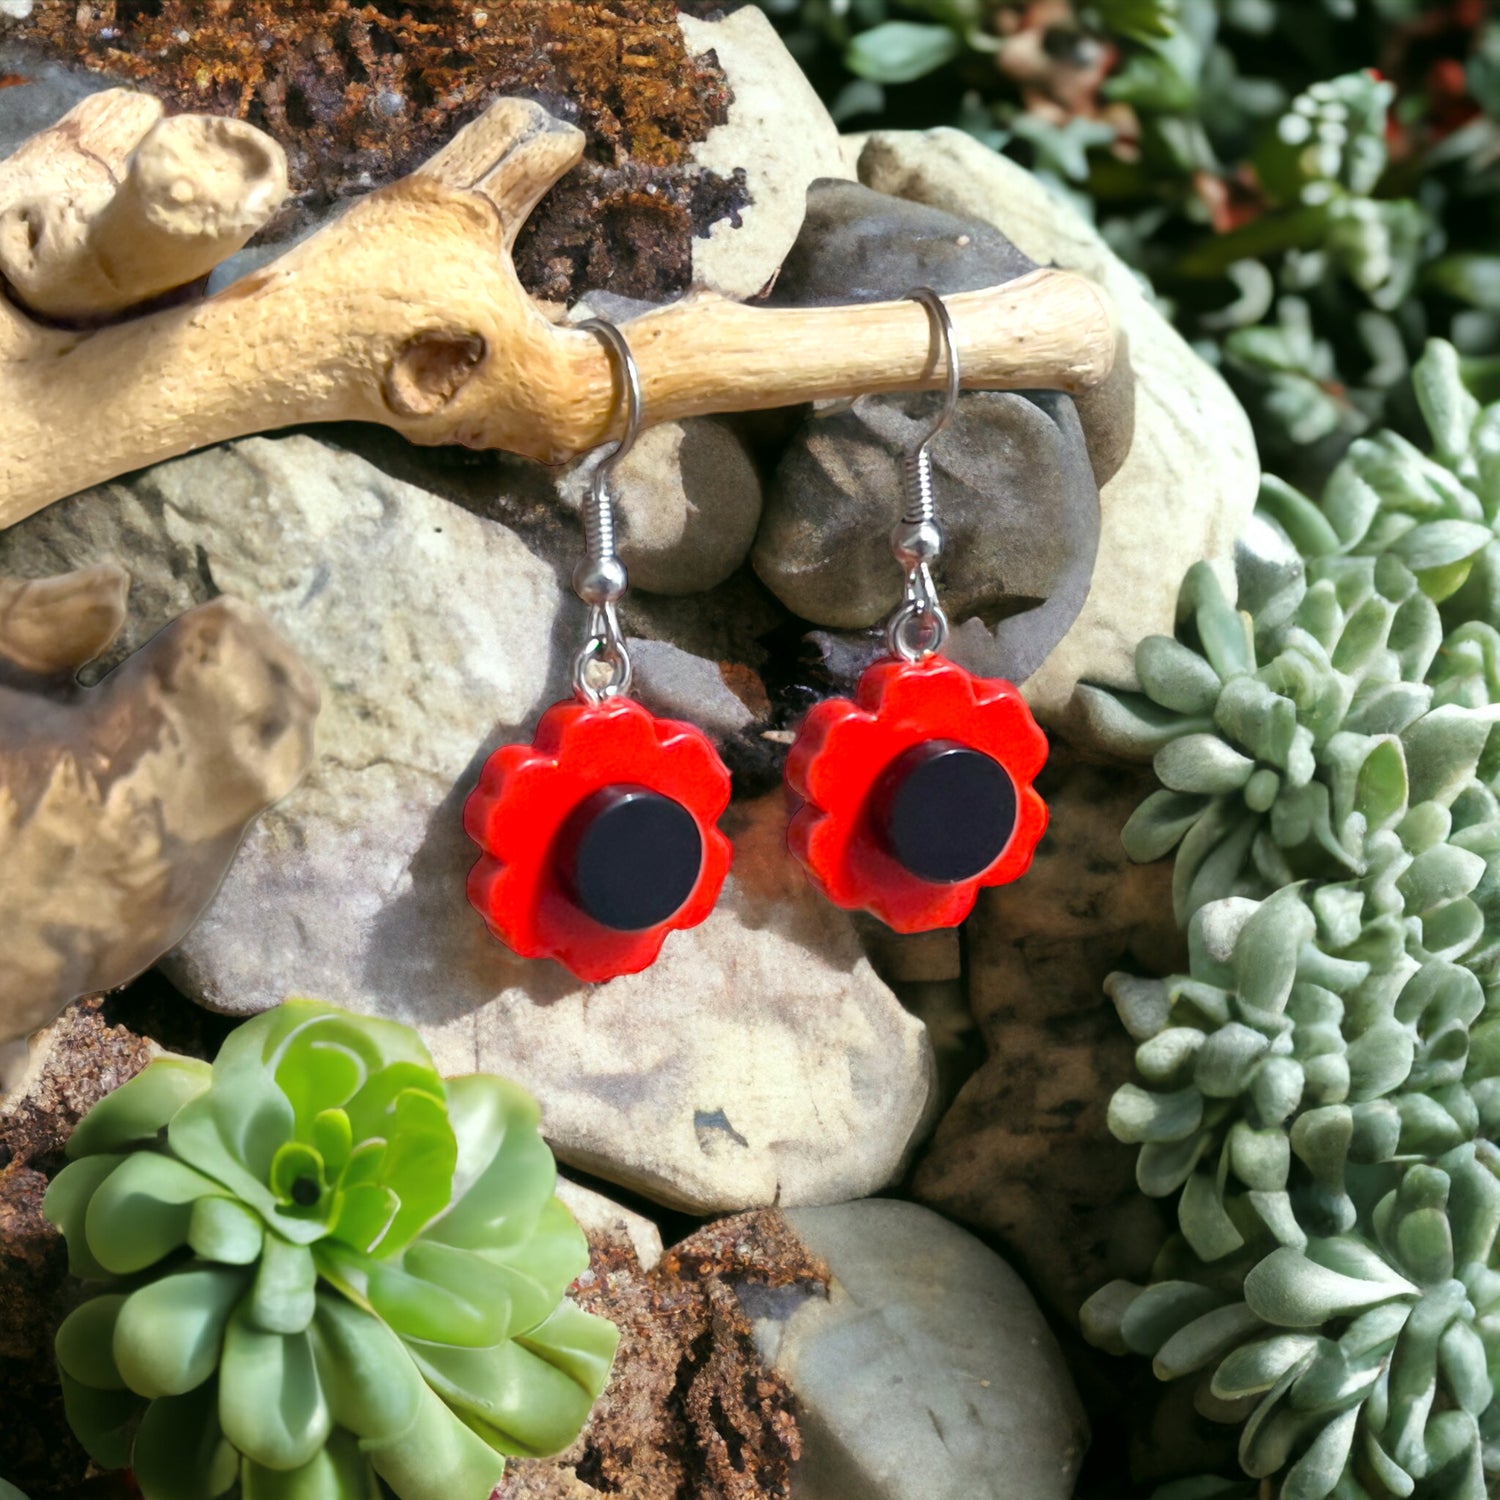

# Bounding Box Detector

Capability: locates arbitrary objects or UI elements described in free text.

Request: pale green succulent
[0,1480,28,1500]
[1251,71,1426,315]
[1074,555,1497,929]
[1075,343,1500,933]
[43,999,618,1500]
[1086,1141,1500,1500]
[1090,343,1500,1498]
[1107,886,1500,1260]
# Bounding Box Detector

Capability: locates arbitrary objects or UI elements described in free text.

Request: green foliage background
[1075,342,1500,1499]
[769,0,1500,490]
[765,5,1500,1495]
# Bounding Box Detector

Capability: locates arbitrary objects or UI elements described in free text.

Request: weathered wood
[0,88,287,321]
[0,92,1117,528]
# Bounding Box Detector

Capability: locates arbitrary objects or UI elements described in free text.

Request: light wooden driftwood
[0,563,320,1093]
[0,89,288,321]
[0,90,1119,529]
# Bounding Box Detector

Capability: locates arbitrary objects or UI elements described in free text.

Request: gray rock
[912,750,1185,1322]
[855,128,1259,722]
[0,44,115,160]
[3,435,933,1214]
[627,636,755,738]
[678,7,854,299]
[750,1200,1089,1500]
[755,180,1100,683]
[754,388,1098,686]
[556,416,762,596]
[770,177,1037,305]
[851,925,976,1111]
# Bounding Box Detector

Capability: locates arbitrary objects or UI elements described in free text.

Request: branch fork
[0,88,1119,527]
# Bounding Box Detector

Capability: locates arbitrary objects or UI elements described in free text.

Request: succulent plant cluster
[1074,340,1500,937]
[774,1,1500,482]
[43,999,617,1500]
[1083,342,1500,1498]
[1089,1138,1500,1500]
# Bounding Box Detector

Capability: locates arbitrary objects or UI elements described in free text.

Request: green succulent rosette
[0,1480,29,1500]
[43,999,618,1500]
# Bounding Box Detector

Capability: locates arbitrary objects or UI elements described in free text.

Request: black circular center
[872,739,1017,884]
[290,1177,321,1207]
[559,785,705,931]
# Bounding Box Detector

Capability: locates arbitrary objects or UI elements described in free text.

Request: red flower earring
[786,289,1049,932]
[465,320,732,982]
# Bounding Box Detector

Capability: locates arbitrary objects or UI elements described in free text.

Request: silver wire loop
[885,287,958,662]
[573,604,634,702]
[571,318,642,702]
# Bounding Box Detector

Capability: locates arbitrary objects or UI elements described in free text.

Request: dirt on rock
[7,0,751,303]
[501,1211,823,1500]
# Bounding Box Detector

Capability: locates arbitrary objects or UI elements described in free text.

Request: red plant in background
[1383,0,1487,150]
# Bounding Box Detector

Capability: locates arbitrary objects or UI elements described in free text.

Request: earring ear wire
[570,317,643,703]
[887,288,960,662]
[461,315,733,982]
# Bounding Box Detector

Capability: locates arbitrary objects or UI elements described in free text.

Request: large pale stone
[752,1200,1089,1500]
[679,6,853,299]
[856,127,1260,720]
[3,435,932,1213]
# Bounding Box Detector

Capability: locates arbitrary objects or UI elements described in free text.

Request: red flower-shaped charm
[786,655,1048,931]
[464,695,732,982]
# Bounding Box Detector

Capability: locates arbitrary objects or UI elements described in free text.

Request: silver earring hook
[904,286,961,467]
[579,317,644,475]
[570,317,643,703]
[887,287,959,662]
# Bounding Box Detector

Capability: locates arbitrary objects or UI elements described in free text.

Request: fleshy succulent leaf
[360,1384,508,1500]
[48,1002,616,1500]
[132,1383,239,1500]
[65,1056,213,1160]
[218,1310,332,1470]
[1089,347,1500,1500]
[308,1293,424,1439]
[114,1268,250,1400]
[404,1300,621,1459]
[55,1295,128,1392]
[242,1430,381,1500]
[84,1152,227,1275]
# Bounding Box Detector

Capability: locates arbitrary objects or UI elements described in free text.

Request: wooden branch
[0,563,127,675]
[0,93,1116,528]
[0,88,287,322]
